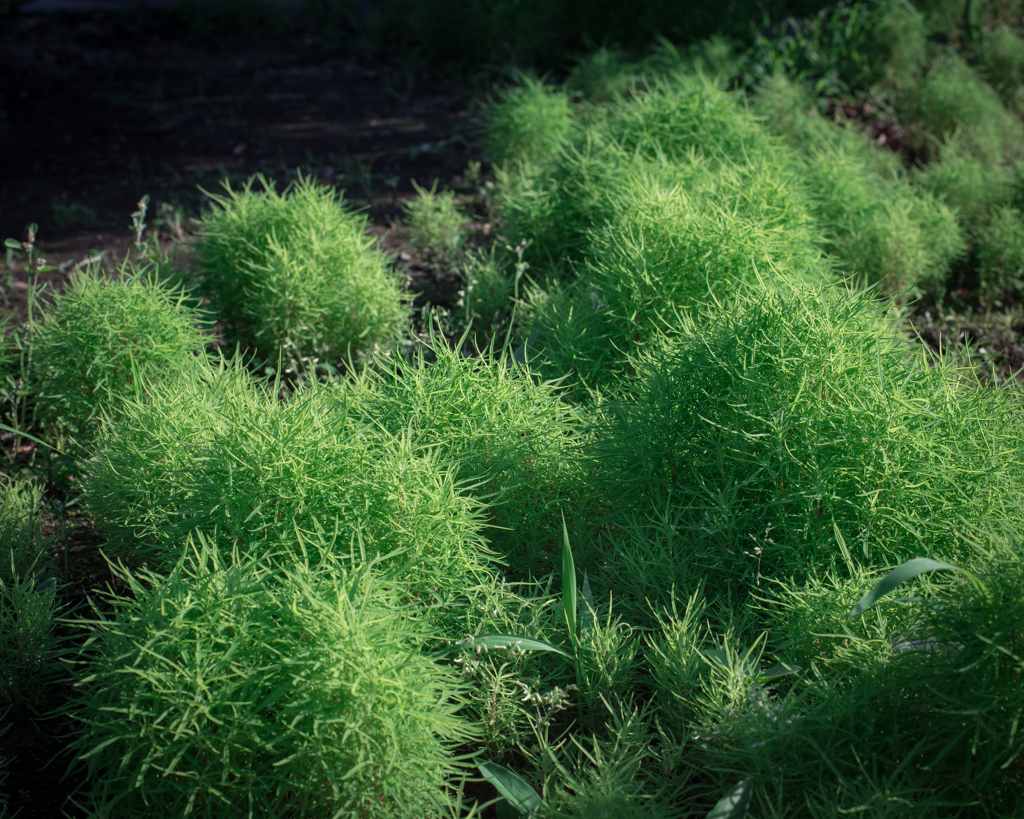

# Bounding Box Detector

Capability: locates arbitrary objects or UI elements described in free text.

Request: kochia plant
[194,173,406,374]
[66,552,473,818]
[349,337,590,570]
[84,356,492,618]
[29,262,206,450]
[591,280,1024,590]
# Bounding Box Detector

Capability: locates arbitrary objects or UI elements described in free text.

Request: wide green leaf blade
[758,662,801,682]
[847,558,961,619]
[561,514,577,649]
[478,760,542,815]
[580,571,596,637]
[707,777,753,818]
[434,634,570,658]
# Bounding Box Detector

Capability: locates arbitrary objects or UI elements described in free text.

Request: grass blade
[477,760,542,815]
[847,558,962,619]
[707,777,753,818]
[561,513,577,650]
[434,634,570,658]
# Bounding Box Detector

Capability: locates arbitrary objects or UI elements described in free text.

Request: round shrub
[977,24,1024,106]
[194,173,406,372]
[526,164,829,398]
[349,339,589,570]
[486,75,575,167]
[752,74,965,297]
[29,262,206,449]
[495,71,816,284]
[66,556,471,818]
[977,205,1024,299]
[84,357,491,613]
[899,54,1023,165]
[591,280,1024,589]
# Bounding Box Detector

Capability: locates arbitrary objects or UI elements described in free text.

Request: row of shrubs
[7,27,1024,816]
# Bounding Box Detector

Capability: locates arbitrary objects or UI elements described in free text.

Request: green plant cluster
[194,173,407,375]
[67,552,470,819]
[28,262,207,451]
[12,4,1024,814]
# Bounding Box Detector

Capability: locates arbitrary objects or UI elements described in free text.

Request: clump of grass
[66,552,472,818]
[914,132,1016,227]
[900,53,1023,165]
[455,247,517,349]
[194,173,406,374]
[526,162,828,397]
[752,74,965,298]
[977,205,1024,299]
[0,571,64,718]
[349,337,589,569]
[84,356,491,616]
[496,70,819,289]
[486,74,575,168]
[0,477,49,584]
[590,280,1024,593]
[976,23,1024,107]
[28,262,206,450]
[402,179,467,264]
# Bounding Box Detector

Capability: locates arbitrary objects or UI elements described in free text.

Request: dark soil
[0,11,488,323]
[0,11,489,817]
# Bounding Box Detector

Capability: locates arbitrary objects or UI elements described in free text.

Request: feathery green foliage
[590,280,1024,593]
[456,247,517,348]
[402,179,467,263]
[349,338,589,569]
[526,162,828,397]
[753,74,965,297]
[914,132,1016,227]
[486,75,576,168]
[977,205,1024,300]
[194,173,406,373]
[900,53,1023,165]
[0,477,49,585]
[0,570,64,717]
[84,356,491,614]
[28,262,206,450]
[977,23,1024,108]
[66,553,472,818]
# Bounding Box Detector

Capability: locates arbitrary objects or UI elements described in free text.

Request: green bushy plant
[900,53,1023,165]
[349,337,589,569]
[486,75,575,168]
[977,205,1024,298]
[84,356,491,615]
[28,262,206,450]
[497,71,818,287]
[402,179,467,263]
[0,477,50,584]
[590,280,1024,592]
[977,23,1024,106]
[66,552,472,818]
[456,247,517,348]
[914,132,1016,226]
[803,147,964,296]
[526,163,828,397]
[681,536,1024,814]
[0,571,64,717]
[741,0,926,97]
[194,173,406,373]
[532,707,683,819]
[752,74,965,297]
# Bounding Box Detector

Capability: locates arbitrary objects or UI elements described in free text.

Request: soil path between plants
[1,12,483,323]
